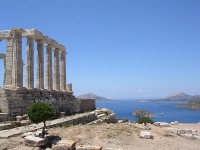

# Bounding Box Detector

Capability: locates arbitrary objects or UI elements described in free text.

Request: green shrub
[0,109,2,113]
[136,116,154,124]
[28,102,56,137]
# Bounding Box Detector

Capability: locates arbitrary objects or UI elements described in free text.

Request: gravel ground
[0,123,200,150]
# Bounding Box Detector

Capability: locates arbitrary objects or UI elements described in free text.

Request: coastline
[97,101,200,124]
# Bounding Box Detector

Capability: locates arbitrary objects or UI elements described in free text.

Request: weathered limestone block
[66,84,72,92]
[0,123,12,130]
[0,30,11,39]
[16,114,28,121]
[185,129,193,134]
[168,128,178,134]
[97,114,107,119]
[60,112,65,118]
[140,131,153,139]
[23,29,44,41]
[0,113,9,122]
[76,145,102,150]
[193,135,200,139]
[183,133,193,138]
[59,44,66,52]
[21,132,34,138]
[52,39,60,49]
[52,140,76,150]
[34,129,48,136]
[154,122,170,127]
[177,129,187,135]
[133,123,151,130]
[24,135,48,147]
[192,130,199,135]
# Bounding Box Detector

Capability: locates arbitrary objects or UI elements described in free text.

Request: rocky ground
[0,122,200,150]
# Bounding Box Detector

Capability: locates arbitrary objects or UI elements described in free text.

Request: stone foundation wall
[0,113,9,122]
[0,88,94,120]
[78,99,96,113]
[0,88,77,118]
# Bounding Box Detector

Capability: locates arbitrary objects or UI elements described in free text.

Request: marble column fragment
[45,44,53,91]
[36,40,44,89]
[53,49,60,91]
[11,28,24,88]
[26,37,34,89]
[60,51,67,91]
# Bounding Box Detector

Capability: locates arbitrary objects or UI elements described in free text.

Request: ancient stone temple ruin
[0,28,95,121]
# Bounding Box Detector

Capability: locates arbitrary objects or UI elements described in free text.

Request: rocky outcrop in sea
[133,109,155,118]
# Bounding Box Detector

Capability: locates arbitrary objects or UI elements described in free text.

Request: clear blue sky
[0,0,199,99]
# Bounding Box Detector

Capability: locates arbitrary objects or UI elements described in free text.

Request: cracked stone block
[76,145,102,150]
[52,139,76,150]
[140,131,153,139]
[24,135,48,147]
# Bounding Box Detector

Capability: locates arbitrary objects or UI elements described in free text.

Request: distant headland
[136,92,200,110]
[136,92,200,102]
[77,93,113,102]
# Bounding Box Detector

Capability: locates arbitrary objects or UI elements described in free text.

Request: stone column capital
[53,48,59,52]
[45,44,52,48]
[11,28,25,33]
[25,36,34,40]
[35,39,44,44]
[59,51,67,55]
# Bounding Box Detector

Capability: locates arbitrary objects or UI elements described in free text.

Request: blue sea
[96,101,200,123]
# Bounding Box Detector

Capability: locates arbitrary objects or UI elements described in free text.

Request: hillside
[77,93,112,101]
[161,92,200,101]
[136,92,200,102]
[176,98,200,110]
[163,92,191,101]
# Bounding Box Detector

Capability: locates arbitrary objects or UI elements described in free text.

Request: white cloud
[134,89,151,93]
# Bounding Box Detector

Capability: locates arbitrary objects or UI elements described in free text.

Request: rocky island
[175,98,200,110]
[133,109,155,118]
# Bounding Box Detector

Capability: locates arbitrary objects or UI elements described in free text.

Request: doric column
[36,40,44,89]
[4,37,14,88]
[45,44,53,91]
[26,37,34,89]
[11,28,24,88]
[53,48,60,91]
[3,59,6,88]
[60,51,67,91]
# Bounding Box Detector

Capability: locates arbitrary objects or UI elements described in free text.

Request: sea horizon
[96,100,200,124]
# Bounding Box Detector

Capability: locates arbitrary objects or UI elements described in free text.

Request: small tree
[28,102,56,137]
[136,116,154,124]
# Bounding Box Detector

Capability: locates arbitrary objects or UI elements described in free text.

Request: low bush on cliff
[136,116,154,124]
